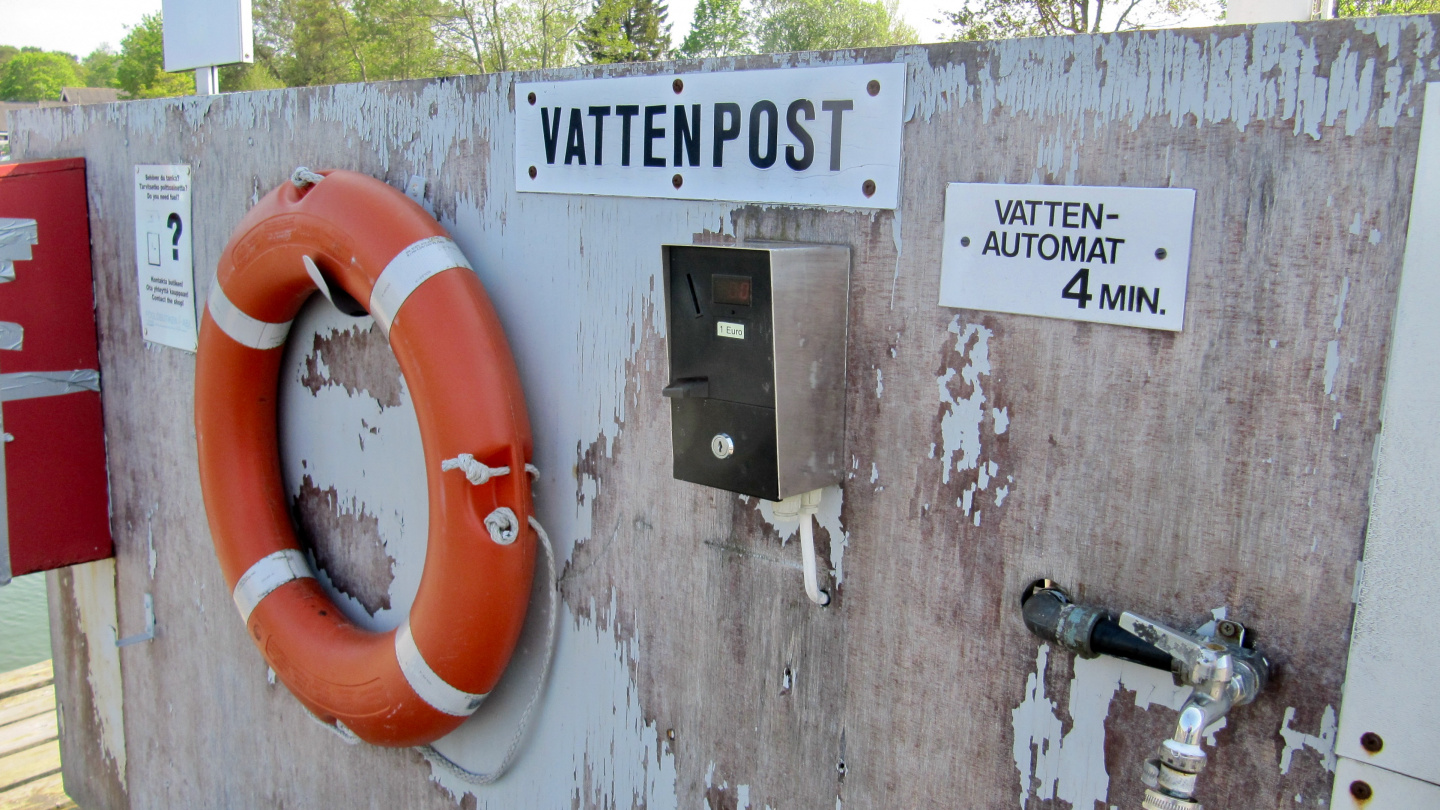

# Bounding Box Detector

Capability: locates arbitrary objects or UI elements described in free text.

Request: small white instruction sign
[515,63,905,209]
[939,183,1196,331]
[133,165,196,351]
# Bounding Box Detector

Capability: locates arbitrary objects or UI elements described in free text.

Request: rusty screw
[1349,780,1373,800]
[1360,732,1384,753]
[672,174,684,189]
[528,166,537,179]
[673,78,684,93]
[862,179,876,198]
[867,79,881,96]
[666,728,676,741]
[1218,620,1238,638]
[527,91,536,105]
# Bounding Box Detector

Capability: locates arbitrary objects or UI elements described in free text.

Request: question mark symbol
[166,213,183,260]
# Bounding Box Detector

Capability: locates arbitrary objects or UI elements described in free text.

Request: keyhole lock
[710,433,734,459]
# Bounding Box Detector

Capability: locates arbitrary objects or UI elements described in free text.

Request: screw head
[836,760,847,774]
[862,179,876,198]
[867,79,880,96]
[1217,620,1238,637]
[960,236,971,247]
[673,78,684,93]
[1350,780,1373,800]
[1155,247,1168,260]
[672,173,684,189]
[1360,732,1384,753]
[528,165,537,179]
[666,728,676,741]
[527,91,536,105]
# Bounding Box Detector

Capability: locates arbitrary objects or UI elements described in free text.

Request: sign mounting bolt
[527,91,536,105]
[960,236,971,247]
[1360,732,1383,752]
[1155,247,1168,260]
[867,79,880,96]
[528,166,537,179]
[862,179,876,198]
[672,174,684,189]
[1350,781,1373,800]
[673,78,684,93]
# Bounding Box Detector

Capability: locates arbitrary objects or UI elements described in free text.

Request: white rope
[416,515,559,785]
[441,453,511,485]
[291,167,325,187]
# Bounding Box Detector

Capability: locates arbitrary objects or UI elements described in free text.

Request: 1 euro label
[939,183,1196,331]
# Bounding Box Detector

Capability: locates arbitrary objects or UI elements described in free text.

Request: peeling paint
[71,558,126,789]
[1012,643,1214,809]
[1278,706,1338,775]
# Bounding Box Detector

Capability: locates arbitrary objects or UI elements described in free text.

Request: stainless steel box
[661,243,851,500]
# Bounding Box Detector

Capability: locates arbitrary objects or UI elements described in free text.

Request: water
[0,573,52,672]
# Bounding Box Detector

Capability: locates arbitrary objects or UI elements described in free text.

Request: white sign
[515,64,905,209]
[162,0,255,71]
[134,165,197,352]
[939,183,1197,331]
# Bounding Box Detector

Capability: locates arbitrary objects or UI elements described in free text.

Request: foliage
[679,0,751,56]
[579,0,672,62]
[938,0,1220,40]
[755,0,917,52]
[1335,0,1440,15]
[116,13,194,98]
[81,47,121,88]
[254,0,453,86]
[0,51,82,101]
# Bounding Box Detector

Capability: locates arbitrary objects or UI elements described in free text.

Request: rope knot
[291,167,325,188]
[441,453,511,486]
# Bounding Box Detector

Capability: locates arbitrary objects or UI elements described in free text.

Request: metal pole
[195,66,220,95]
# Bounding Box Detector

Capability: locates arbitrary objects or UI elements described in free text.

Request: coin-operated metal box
[662,243,850,501]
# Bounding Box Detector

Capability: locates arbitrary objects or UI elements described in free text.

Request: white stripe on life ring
[208,283,293,350]
[233,549,314,623]
[395,621,488,717]
[369,237,473,336]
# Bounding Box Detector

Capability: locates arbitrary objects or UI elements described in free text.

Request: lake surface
[0,573,52,672]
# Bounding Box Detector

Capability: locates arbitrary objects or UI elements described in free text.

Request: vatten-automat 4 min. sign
[939,183,1197,331]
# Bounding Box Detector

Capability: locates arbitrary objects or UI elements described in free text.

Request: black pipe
[1090,616,1173,671]
[1021,585,1174,673]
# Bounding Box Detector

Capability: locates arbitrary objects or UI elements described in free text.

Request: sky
[0,0,1222,60]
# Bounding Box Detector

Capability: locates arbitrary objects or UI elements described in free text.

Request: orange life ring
[195,169,536,747]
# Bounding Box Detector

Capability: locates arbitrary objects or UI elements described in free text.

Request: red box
[0,157,112,581]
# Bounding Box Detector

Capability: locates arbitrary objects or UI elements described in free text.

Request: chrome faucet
[1020,582,1270,810]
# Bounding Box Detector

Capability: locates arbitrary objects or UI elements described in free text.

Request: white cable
[416,515,559,785]
[798,492,831,607]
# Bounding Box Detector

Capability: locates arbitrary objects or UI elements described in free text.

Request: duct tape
[232,549,314,623]
[395,621,488,717]
[0,262,14,283]
[0,369,99,403]
[0,218,37,262]
[369,236,473,336]
[0,322,21,351]
[207,283,292,350]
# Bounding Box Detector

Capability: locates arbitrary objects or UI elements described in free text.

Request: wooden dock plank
[0,713,56,761]
[0,690,54,729]
[0,772,75,810]
[0,739,60,793]
[0,663,50,704]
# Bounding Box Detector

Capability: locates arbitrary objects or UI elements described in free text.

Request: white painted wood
[1331,757,1440,808]
[1333,81,1440,788]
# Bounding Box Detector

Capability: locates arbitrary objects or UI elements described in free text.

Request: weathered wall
[16,15,1434,808]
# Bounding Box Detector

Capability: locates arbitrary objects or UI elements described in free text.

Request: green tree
[0,46,19,68]
[679,0,751,56]
[254,0,451,86]
[0,51,82,101]
[116,13,194,98]
[938,0,1219,40]
[1335,0,1440,15]
[579,0,671,62]
[82,46,121,88]
[755,0,916,52]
